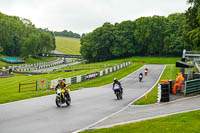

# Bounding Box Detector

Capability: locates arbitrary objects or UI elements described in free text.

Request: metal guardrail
[184,78,200,95]
[39,53,82,58]
[195,62,200,72]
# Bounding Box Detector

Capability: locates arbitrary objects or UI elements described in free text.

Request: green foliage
[81,22,115,62]
[0,12,55,59]
[81,110,200,133]
[55,37,80,55]
[21,34,39,58]
[185,0,200,50]
[54,30,80,38]
[81,14,189,62]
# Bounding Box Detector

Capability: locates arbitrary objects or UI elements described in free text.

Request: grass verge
[81,110,200,133]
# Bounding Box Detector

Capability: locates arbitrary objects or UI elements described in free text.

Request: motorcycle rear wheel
[66,95,71,106]
[116,92,120,100]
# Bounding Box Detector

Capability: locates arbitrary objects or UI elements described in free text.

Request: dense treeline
[0,12,56,59]
[184,0,200,50]
[54,30,80,38]
[80,13,188,62]
[80,0,199,62]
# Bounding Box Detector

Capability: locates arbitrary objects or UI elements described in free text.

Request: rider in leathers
[112,78,123,93]
[55,79,69,96]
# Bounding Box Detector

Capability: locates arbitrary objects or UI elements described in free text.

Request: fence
[50,61,131,88]
[19,82,37,92]
[184,78,200,95]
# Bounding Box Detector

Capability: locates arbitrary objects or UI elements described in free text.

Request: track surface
[0,65,164,133]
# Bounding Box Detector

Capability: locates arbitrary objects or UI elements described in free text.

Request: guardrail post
[36,81,38,91]
[19,82,21,93]
[184,81,186,96]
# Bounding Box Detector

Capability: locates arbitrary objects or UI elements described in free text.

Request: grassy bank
[81,110,200,133]
[55,36,80,55]
[134,64,177,105]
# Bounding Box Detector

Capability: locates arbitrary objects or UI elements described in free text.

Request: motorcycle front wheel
[55,97,61,107]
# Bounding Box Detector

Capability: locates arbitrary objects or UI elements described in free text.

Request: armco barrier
[81,75,86,82]
[71,77,77,84]
[184,78,200,95]
[51,61,131,88]
[77,76,81,83]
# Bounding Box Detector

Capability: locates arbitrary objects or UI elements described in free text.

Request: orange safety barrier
[161,80,169,83]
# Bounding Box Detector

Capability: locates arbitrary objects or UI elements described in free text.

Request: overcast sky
[0,0,190,34]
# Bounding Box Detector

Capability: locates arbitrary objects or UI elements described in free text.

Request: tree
[0,12,56,58]
[39,32,54,54]
[21,34,39,59]
[185,0,200,50]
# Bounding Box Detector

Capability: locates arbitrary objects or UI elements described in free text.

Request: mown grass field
[0,57,179,103]
[55,36,80,55]
[81,110,200,133]
[134,64,179,105]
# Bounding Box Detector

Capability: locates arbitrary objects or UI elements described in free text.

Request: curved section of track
[0,65,165,133]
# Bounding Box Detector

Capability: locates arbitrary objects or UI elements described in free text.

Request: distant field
[55,36,80,55]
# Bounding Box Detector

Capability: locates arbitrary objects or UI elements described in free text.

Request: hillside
[55,36,80,55]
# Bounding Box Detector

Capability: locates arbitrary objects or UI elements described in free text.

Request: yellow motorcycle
[55,88,71,107]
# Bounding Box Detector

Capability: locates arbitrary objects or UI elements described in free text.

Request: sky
[0,0,190,34]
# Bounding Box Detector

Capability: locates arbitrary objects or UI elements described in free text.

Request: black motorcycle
[114,88,123,100]
[55,88,71,107]
[139,73,143,82]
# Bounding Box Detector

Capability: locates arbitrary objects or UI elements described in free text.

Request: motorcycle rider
[139,73,143,82]
[55,79,69,96]
[144,68,148,76]
[112,78,123,93]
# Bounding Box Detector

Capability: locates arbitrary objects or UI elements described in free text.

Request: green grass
[0,68,105,103]
[0,57,179,104]
[81,110,200,133]
[55,36,80,55]
[134,64,178,105]
[130,56,179,64]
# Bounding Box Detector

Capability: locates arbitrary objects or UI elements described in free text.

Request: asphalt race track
[0,65,165,133]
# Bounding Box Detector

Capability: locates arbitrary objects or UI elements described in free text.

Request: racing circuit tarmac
[0,65,165,133]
